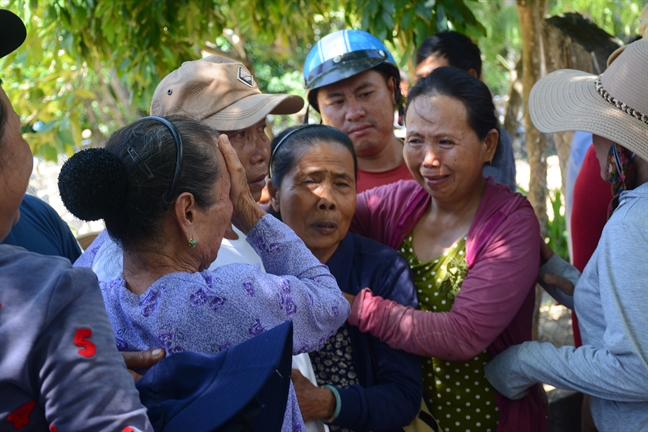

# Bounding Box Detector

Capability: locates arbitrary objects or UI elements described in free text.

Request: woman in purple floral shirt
[58,116,350,432]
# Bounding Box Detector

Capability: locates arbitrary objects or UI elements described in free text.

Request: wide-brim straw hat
[529,39,648,162]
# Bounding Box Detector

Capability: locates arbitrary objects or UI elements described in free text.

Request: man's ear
[468,68,479,79]
[267,181,281,213]
[173,192,198,240]
[387,76,397,106]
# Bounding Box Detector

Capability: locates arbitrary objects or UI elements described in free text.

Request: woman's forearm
[247,214,350,354]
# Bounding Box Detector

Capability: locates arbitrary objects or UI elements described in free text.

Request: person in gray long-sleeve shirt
[0,247,153,432]
[485,184,648,431]
[484,39,648,431]
[0,10,152,431]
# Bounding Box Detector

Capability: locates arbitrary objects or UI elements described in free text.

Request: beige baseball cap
[150,55,304,131]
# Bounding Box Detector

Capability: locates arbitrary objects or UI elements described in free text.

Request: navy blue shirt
[326,232,423,431]
[2,195,81,262]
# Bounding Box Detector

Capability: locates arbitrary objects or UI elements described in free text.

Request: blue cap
[304,29,398,91]
[136,320,293,431]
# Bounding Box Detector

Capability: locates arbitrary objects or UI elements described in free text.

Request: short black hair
[415,31,482,78]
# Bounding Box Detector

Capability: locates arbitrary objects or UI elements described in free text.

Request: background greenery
[1,0,486,156]
[1,0,644,260]
[3,0,642,160]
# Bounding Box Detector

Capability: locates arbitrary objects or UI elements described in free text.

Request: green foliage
[548,0,646,42]
[470,0,521,95]
[1,0,485,160]
[545,189,569,262]
[465,0,644,96]
[353,0,486,65]
[5,0,641,160]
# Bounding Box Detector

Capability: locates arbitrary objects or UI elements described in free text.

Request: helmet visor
[304,49,391,90]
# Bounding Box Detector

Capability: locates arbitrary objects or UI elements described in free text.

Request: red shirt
[570,144,612,346]
[356,160,412,193]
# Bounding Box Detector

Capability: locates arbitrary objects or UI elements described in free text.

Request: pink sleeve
[348,209,540,361]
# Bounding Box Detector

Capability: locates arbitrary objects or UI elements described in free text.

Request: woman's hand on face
[291,369,336,422]
[217,134,265,234]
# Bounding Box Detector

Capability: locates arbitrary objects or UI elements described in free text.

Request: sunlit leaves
[3,0,484,160]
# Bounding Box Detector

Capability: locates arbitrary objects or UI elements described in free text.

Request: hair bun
[58,148,129,221]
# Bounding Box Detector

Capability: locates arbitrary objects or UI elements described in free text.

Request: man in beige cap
[151,55,303,202]
[76,55,304,282]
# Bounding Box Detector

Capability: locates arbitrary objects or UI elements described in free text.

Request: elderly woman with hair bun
[485,39,648,432]
[58,116,350,432]
[345,67,547,431]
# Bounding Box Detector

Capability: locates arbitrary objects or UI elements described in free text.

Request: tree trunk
[517,0,547,342]
[541,13,622,199]
[517,0,548,231]
[503,82,522,144]
[554,131,573,198]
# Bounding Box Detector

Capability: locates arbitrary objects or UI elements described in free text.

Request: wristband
[322,384,341,423]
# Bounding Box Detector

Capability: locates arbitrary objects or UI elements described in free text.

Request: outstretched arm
[348,210,540,361]
[485,215,648,402]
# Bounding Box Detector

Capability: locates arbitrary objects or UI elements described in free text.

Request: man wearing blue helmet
[304,29,413,193]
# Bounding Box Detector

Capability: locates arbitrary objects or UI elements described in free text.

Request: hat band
[595,77,648,126]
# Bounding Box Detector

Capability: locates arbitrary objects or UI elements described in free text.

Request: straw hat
[529,39,648,162]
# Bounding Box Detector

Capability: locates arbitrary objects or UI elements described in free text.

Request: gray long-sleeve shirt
[485,182,648,431]
[0,246,152,432]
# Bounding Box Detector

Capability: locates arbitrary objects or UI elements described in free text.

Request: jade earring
[189,238,197,248]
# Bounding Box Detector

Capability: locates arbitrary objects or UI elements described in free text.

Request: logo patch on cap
[237,67,254,87]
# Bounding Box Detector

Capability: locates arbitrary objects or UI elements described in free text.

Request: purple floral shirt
[99,215,350,432]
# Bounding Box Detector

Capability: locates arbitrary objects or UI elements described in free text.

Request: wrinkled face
[193,148,234,270]
[0,87,32,241]
[404,95,496,202]
[415,54,449,81]
[592,135,614,181]
[223,118,270,201]
[270,141,356,264]
[317,70,396,159]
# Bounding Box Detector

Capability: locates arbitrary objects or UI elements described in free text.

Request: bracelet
[322,384,341,423]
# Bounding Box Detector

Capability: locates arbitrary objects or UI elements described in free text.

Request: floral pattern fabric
[99,215,350,432]
[310,323,358,432]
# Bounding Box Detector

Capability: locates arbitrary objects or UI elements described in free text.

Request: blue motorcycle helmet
[303,29,402,113]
